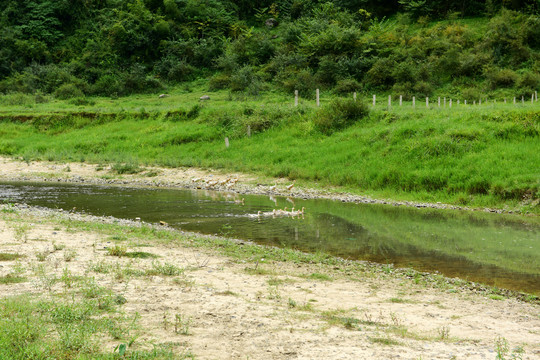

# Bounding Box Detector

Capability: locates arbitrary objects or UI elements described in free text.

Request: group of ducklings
[249,207,305,218]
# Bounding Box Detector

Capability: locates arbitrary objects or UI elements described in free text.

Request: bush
[518,71,540,92]
[157,58,196,82]
[0,92,35,106]
[462,87,481,101]
[279,68,317,98]
[314,98,369,135]
[365,58,396,89]
[413,81,433,97]
[229,65,262,95]
[485,68,519,89]
[91,74,124,97]
[54,84,84,100]
[208,73,230,90]
[334,79,361,94]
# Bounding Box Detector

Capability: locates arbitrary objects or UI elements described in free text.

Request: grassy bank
[0,87,539,213]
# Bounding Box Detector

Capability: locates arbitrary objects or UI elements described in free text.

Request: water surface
[1,181,538,294]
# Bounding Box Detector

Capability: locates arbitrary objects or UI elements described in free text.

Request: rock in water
[200,95,210,100]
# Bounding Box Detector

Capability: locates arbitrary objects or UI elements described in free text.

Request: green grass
[0,274,27,284]
[0,87,538,212]
[0,253,24,261]
[0,293,192,359]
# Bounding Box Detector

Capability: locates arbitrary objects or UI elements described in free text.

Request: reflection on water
[0,181,538,294]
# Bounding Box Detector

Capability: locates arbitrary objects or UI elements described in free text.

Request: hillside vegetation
[0,1,539,98]
[0,1,539,212]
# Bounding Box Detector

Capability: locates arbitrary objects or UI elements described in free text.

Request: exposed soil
[0,205,539,359]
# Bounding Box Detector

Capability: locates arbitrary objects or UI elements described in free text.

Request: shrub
[365,58,395,89]
[518,71,540,91]
[334,79,361,94]
[0,92,35,106]
[314,99,369,135]
[92,74,124,97]
[485,68,519,89]
[161,58,196,82]
[413,81,433,97]
[54,84,84,100]
[229,65,262,94]
[279,68,317,98]
[462,87,481,101]
[208,73,231,90]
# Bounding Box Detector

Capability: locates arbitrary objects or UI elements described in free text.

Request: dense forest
[0,0,539,99]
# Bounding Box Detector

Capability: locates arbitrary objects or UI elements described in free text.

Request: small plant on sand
[288,298,297,308]
[52,242,66,251]
[36,250,50,262]
[174,314,192,335]
[34,264,57,291]
[107,245,128,257]
[14,224,30,242]
[63,249,77,262]
[438,326,450,340]
[495,336,524,360]
[147,261,184,276]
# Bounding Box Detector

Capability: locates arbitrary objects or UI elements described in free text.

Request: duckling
[286,180,296,191]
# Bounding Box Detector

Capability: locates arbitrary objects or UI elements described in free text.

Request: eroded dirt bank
[0,204,538,359]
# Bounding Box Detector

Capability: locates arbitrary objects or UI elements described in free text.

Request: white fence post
[438,97,440,107]
[388,95,391,107]
[353,92,357,102]
[426,97,429,108]
[225,137,229,148]
[464,100,467,105]
[373,94,376,107]
[247,125,251,137]
[514,97,516,104]
[294,90,298,107]
[479,99,482,105]
[316,89,320,107]
[535,91,538,101]
[522,96,524,104]
[412,96,416,108]
[449,99,452,108]
[457,100,460,105]
[399,95,403,106]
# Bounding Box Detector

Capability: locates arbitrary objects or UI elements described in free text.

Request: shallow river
[1,181,538,294]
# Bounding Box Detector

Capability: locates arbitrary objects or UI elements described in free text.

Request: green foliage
[0,1,538,98]
[54,84,84,100]
[314,98,370,134]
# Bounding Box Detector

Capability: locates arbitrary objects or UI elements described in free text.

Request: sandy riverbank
[0,204,538,359]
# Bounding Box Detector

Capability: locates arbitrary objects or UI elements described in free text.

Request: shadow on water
[1,181,538,294]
